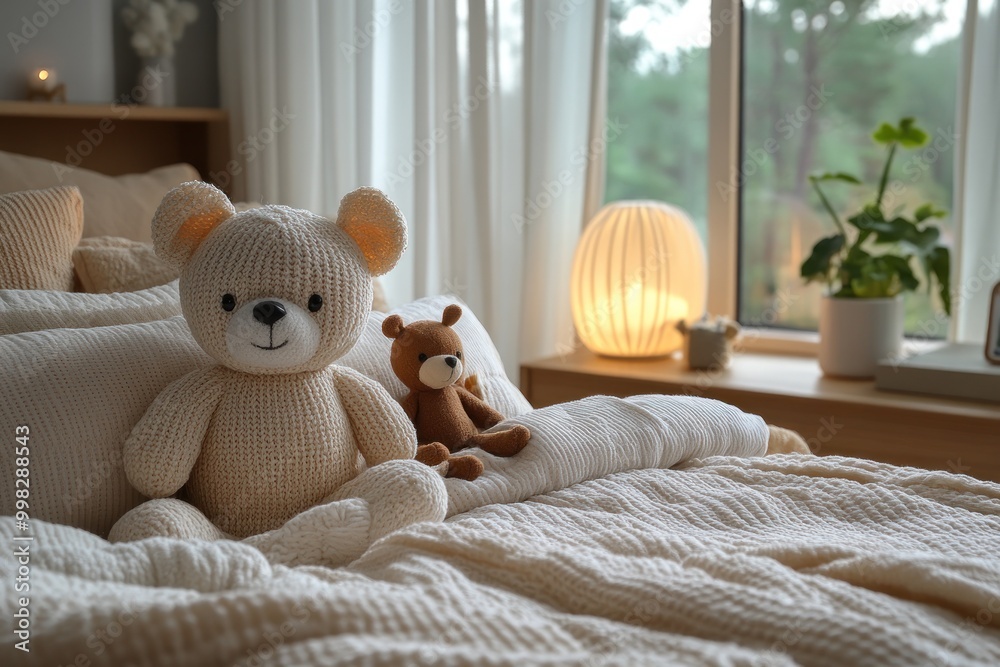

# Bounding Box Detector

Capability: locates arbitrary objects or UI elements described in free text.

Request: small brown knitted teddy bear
[383,305,531,481]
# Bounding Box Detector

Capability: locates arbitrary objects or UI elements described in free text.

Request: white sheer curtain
[953,0,1000,343]
[219,0,609,376]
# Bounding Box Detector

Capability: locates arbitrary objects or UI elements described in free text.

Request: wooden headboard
[0,101,230,192]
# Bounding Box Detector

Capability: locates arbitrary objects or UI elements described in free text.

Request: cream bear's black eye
[418,353,428,362]
[308,294,323,312]
[221,294,236,312]
[456,351,462,359]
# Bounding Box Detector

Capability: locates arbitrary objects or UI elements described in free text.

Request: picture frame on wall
[987,281,1000,365]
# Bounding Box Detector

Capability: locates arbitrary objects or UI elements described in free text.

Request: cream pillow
[0,150,199,242]
[73,236,179,293]
[0,186,83,291]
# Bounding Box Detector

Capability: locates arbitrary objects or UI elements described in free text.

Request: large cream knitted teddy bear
[108,181,447,566]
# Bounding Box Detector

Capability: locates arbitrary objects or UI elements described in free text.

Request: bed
[3,294,1000,666]
[2,111,1000,667]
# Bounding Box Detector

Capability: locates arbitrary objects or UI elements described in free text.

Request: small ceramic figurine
[676,316,740,371]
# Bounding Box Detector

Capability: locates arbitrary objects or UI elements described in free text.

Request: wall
[0,0,218,107]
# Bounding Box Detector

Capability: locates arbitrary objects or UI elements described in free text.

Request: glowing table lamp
[571,200,707,358]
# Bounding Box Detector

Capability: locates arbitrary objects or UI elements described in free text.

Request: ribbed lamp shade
[571,201,707,358]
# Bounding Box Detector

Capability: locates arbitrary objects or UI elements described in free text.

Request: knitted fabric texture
[0,186,83,291]
[8,429,1000,664]
[111,182,434,541]
[72,236,179,293]
[0,316,209,536]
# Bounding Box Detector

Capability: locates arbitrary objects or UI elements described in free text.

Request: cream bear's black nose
[445,356,458,368]
[253,301,286,326]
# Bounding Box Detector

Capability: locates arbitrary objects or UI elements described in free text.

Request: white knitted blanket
[4,398,1000,665]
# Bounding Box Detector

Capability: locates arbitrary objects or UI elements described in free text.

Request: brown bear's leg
[416,442,450,466]
[467,424,530,457]
[445,454,484,481]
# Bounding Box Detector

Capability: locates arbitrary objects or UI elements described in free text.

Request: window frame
[705,0,807,354]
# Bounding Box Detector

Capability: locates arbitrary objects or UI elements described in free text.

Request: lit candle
[28,68,58,93]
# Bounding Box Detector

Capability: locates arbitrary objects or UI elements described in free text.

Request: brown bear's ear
[442,304,462,327]
[152,181,236,270]
[337,187,407,277]
[382,314,406,340]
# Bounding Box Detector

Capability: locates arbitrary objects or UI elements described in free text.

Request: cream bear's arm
[332,367,417,465]
[123,366,226,498]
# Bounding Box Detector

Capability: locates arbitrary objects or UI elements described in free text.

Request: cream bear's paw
[331,459,448,541]
[244,498,371,567]
[766,425,812,455]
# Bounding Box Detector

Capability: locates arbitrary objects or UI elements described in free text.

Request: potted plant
[801,117,951,378]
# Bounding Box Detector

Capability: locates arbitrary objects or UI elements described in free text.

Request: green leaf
[837,246,871,295]
[809,172,862,185]
[914,203,947,222]
[800,234,846,283]
[924,246,952,316]
[872,118,929,149]
[900,225,941,254]
[896,117,929,148]
[851,259,903,299]
[872,123,898,145]
[879,255,919,291]
[847,206,888,233]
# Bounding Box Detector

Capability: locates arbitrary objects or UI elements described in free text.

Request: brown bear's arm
[455,385,504,429]
[332,367,417,465]
[401,391,419,422]
[123,366,226,499]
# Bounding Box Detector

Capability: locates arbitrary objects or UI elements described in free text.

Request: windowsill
[523,347,996,418]
[735,327,948,360]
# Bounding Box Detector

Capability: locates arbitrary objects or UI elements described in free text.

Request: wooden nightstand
[520,349,1000,483]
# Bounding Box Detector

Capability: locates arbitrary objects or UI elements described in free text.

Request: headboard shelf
[0,101,228,123]
[0,100,231,192]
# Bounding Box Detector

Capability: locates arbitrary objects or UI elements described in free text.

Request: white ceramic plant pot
[818,295,904,379]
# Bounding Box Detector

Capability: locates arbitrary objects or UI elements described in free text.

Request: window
[605,0,712,243]
[606,0,963,339]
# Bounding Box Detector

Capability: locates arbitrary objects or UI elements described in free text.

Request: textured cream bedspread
[3,450,1000,666]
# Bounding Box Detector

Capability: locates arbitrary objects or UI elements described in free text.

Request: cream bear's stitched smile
[226,297,321,369]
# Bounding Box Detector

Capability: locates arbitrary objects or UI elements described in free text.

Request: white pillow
[0,297,528,535]
[0,281,182,335]
[0,317,209,537]
[0,150,199,242]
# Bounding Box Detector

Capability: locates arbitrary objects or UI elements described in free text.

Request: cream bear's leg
[245,459,447,567]
[109,498,229,543]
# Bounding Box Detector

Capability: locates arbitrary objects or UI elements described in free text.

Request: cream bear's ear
[152,181,236,270]
[382,314,406,339]
[442,305,462,327]
[337,187,407,276]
